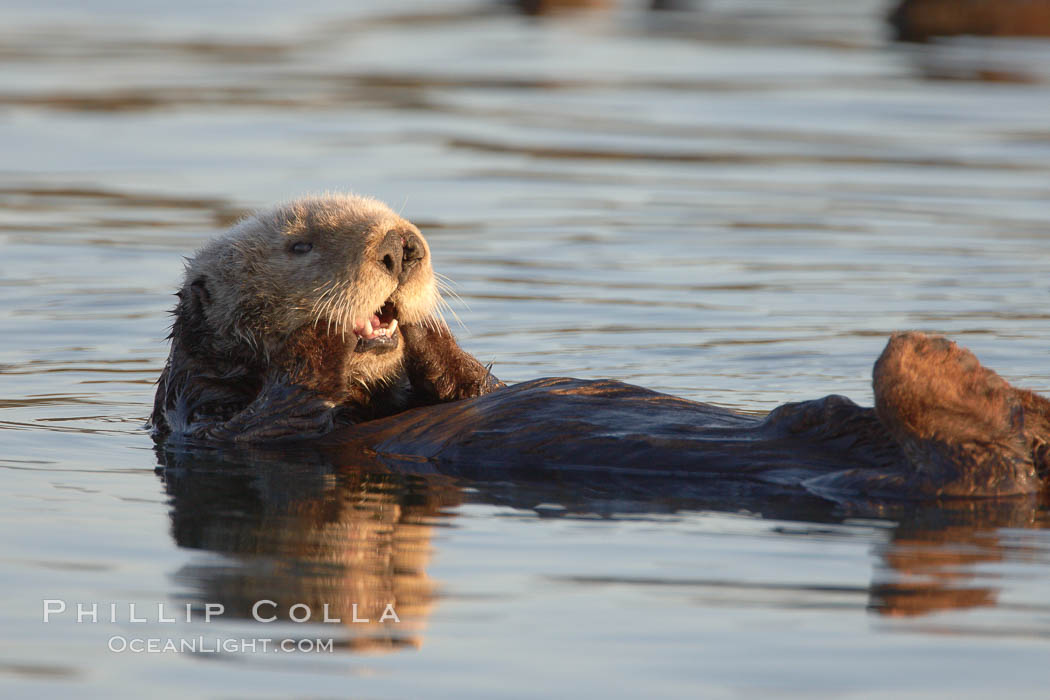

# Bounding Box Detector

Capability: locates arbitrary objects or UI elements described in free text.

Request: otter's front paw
[398,322,434,355]
[193,382,338,443]
[400,321,504,402]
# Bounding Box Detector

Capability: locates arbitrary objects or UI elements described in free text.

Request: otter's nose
[377,230,405,279]
[378,230,426,282]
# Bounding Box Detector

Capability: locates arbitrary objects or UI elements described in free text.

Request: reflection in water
[158,448,461,652]
[870,498,1050,619]
[157,444,1050,654]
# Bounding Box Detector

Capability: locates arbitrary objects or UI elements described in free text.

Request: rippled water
[3,0,1050,697]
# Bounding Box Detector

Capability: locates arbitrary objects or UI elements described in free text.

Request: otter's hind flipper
[872,332,1045,497]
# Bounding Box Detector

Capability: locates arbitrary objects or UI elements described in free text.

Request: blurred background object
[515,0,613,15]
[889,0,1050,41]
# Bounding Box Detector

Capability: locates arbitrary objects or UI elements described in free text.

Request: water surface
[2,0,1050,697]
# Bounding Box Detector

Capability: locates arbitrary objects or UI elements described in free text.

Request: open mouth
[352,301,399,353]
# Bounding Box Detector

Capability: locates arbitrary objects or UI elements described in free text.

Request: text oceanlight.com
[107,636,334,654]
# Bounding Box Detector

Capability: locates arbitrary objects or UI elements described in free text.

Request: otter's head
[179,193,438,385]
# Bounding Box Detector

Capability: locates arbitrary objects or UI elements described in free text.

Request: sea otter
[150,194,1050,499]
[149,193,502,443]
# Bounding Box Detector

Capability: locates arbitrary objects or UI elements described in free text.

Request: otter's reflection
[868,497,1049,618]
[157,445,1050,652]
[157,447,461,652]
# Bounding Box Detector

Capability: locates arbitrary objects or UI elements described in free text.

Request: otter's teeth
[365,320,374,337]
[388,319,398,335]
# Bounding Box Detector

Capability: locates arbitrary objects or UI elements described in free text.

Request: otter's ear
[174,276,211,336]
[189,277,211,306]
[169,276,216,362]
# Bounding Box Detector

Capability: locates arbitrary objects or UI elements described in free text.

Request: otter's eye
[290,241,313,255]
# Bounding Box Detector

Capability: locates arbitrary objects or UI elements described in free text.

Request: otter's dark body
[151,195,1050,500]
[324,374,1044,501]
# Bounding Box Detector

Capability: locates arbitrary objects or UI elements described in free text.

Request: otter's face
[184,194,440,382]
[266,198,437,357]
